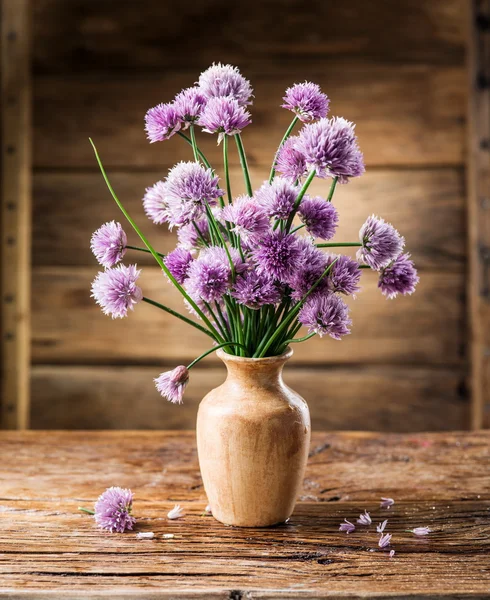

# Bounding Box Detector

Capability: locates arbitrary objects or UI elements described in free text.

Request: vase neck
[217,349,292,389]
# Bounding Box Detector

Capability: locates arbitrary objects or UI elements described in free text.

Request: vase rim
[216,347,293,364]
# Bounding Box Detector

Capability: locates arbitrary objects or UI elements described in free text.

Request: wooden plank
[0,431,489,597]
[31,267,464,366]
[32,0,466,72]
[32,65,466,169]
[466,0,490,429]
[1,0,32,429]
[32,168,466,271]
[30,365,468,432]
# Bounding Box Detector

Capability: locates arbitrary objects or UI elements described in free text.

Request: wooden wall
[28,0,469,431]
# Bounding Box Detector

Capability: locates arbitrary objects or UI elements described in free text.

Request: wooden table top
[1,430,489,599]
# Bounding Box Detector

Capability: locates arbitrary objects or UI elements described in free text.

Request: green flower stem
[189,125,200,163]
[256,257,339,358]
[78,507,95,515]
[192,221,209,247]
[359,264,371,269]
[316,242,362,248]
[253,299,289,358]
[290,224,306,234]
[177,131,212,169]
[284,169,316,232]
[234,133,253,196]
[327,176,338,202]
[204,204,236,280]
[187,342,249,370]
[282,332,316,345]
[90,139,223,343]
[126,245,165,258]
[143,298,215,340]
[269,116,299,183]
[223,134,233,203]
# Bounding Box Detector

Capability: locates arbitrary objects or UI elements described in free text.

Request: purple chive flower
[377,520,388,534]
[378,533,392,549]
[298,196,338,240]
[296,117,365,182]
[145,102,181,143]
[198,63,253,106]
[198,97,251,144]
[232,271,281,309]
[185,247,244,303]
[275,137,308,183]
[154,365,189,405]
[357,510,372,525]
[357,215,405,270]
[165,248,194,284]
[91,264,143,319]
[94,487,136,533]
[410,527,432,536]
[255,178,299,220]
[339,519,355,534]
[380,497,395,509]
[177,218,211,251]
[253,230,301,283]
[299,292,352,340]
[163,162,224,227]
[143,181,168,225]
[378,253,419,299]
[282,82,330,123]
[221,195,269,242]
[326,254,362,296]
[90,221,127,268]
[288,238,328,300]
[173,87,207,129]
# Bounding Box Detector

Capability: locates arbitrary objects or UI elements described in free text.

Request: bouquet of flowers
[89,63,418,405]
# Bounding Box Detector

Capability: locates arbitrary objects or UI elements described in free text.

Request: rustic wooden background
[3,0,478,431]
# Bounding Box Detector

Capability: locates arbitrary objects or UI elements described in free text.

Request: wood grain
[32,0,466,72]
[31,267,465,366]
[0,431,489,598]
[30,365,468,432]
[33,65,466,169]
[32,168,466,270]
[1,0,32,429]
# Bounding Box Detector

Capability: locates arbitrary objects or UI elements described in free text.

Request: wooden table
[1,431,489,599]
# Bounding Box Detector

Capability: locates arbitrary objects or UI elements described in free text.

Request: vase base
[211,514,292,528]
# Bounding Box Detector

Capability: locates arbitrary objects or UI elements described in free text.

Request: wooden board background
[28,0,469,431]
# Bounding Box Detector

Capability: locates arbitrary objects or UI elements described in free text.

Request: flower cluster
[89,64,419,405]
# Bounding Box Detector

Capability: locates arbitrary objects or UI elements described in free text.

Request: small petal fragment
[136,532,155,539]
[410,527,432,536]
[377,519,388,533]
[339,519,355,534]
[379,533,392,549]
[356,510,372,525]
[167,504,185,520]
[380,497,395,509]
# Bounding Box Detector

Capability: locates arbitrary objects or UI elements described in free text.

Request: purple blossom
[275,137,308,183]
[357,510,372,525]
[165,248,194,284]
[378,533,392,549]
[298,293,352,340]
[339,519,355,534]
[255,178,299,220]
[94,487,136,533]
[295,117,365,182]
[380,497,395,509]
[221,195,269,242]
[198,97,251,143]
[377,520,388,533]
[410,527,432,536]
[91,264,143,319]
[288,238,328,300]
[177,218,211,250]
[298,196,338,240]
[326,254,362,296]
[163,162,224,227]
[145,102,181,143]
[378,253,419,299]
[232,271,281,309]
[173,87,207,128]
[90,221,127,268]
[252,230,301,283]
[154,365,189,404]
[143,181,168,225]
[198,63,253,106]
[282,82,330,123]
[357,215,405,270]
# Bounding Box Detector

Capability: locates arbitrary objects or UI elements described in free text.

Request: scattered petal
[167,504,185,520]
[163,533,175,539]
[136,532,154,539]
[377,519,388,533]
[380,497,395,509]
[410,527,432,536]
[205,504,212,513]
[389,549,396,558]
[378,533,392,549]
[356,510,372,525]
[339,519,355,534]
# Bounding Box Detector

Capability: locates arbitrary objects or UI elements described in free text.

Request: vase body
[196,348,310,527]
